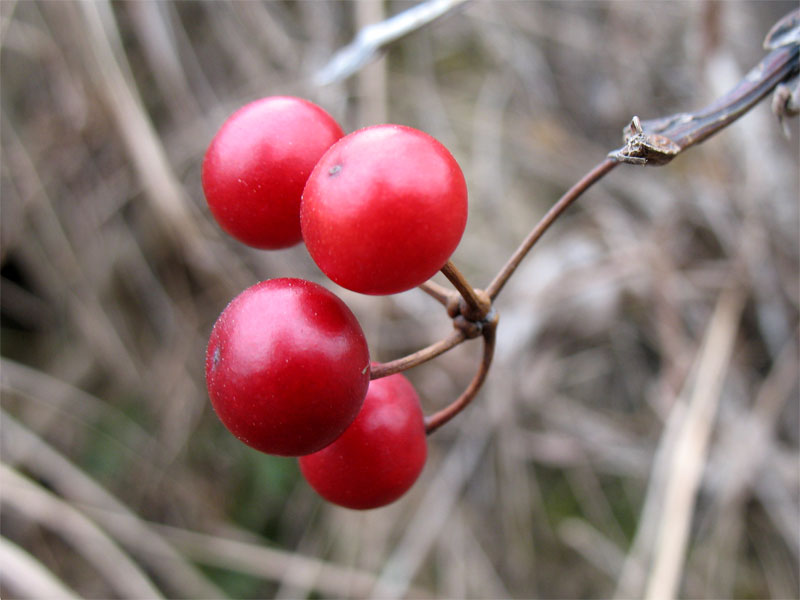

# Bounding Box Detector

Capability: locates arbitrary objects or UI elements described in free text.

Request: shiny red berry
[299,372,427,509]
[203,96,343,249]
[300,124,468,295]
[205,278,369,456]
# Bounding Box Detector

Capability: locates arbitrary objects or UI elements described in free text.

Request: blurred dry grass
[1,1,798,598]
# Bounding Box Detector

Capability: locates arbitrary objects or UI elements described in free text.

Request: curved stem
[424,316,498,435]
[370,328,466,380]
[418,280,453,306]
[440,261,491,320]
[486,158,618,300]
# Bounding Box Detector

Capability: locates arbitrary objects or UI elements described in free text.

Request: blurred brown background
[1,1,798,598]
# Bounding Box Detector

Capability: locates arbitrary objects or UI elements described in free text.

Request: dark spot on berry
[212,346,221,370]
[328,164,342,177]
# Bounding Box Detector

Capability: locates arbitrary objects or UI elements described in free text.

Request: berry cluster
[203,96,468,509]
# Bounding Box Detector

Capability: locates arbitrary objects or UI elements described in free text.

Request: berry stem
[424,312,498,435]
[418,280,454,306]
[370,329,466,380]
[441,261,491,320]
[486,157,618,300]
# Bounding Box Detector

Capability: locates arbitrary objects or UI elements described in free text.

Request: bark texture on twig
[610,15,799,166]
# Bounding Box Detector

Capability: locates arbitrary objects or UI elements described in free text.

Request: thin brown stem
[440,260,491,320]
[370,328,466,380]
[424,315,498,435]
[486,157,618,300]
[610,42,799,166]
[418,280,453,306]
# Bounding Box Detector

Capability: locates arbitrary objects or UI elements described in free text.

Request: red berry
[299,372,427,509]
[300,124,468,295]
[205,278,369,456]
[202,96,344,249]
